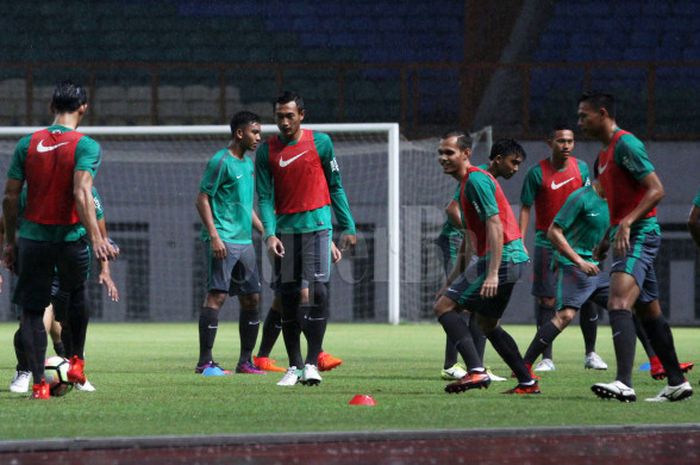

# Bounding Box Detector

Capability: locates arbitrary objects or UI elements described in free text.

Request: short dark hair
[275,91,304,112]
[489,138,526,161]
[441,129,472,151]
[578,92,616,119]
[229,111,261,134]
[549,122,575,139]
[51,80,88,113]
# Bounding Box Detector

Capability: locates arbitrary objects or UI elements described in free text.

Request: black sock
[281,292,303,368]
[438,312,482,371]
[469,313,487,362]
[444,335,458,369]
[641,314,684,386]
[21,310,47,384]
[633,314,656,358]
[257,308,282,358]
[68,287,89,358]
[238,308,260,365]
[54,290,74,358]
[523,321,562,366]
[14,327,29,372]
[537,303,556,360]
[53,341,66,358]
[609,310,636,387]
[487,326,531,384]
[304,305,328,365]
[579,302,598,354]
[198,306,219,364]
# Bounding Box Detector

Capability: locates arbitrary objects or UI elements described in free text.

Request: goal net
[0,124,493,324]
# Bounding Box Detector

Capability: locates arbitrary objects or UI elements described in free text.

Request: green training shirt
[551,186,609,266]
[520,158,589,249]
[8,125,102,242]
[199,149,255,244]
[255,131,355,237]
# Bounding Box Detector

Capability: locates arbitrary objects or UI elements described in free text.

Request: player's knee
[476,314,498,334]
[239,293,260,310]
[607,296,633,311]
[205,292,227,309]
[433,296,455,318]
[538,296,556,309]
[556,309,575,327]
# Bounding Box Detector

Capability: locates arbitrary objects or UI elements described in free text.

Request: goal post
[0,123,401,324]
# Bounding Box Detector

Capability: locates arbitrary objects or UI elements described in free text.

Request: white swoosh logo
[236,174,243,179]
[598,161,608,174]
[279,150,308,168]
[587,213,600,217]
[37,140,70,153]
[551,177,575,190]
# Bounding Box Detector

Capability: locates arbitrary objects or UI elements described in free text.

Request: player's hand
[331,242,342,263]
[339,234,356,252]
[2,243,15,272]
[480,273,499,298]
[576,259,600,276]
[435,283,449,303]
[592,240,609,262]
[99,271,119,302]
[613,222,631,257]
[93,237,119,261]
[211,235,227,260]
[266,236,285,258]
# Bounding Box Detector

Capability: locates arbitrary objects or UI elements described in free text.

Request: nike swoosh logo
[279,150,308,168]
[612,331,621,338]
[587,213,600,217]
[551,177,575,190]
[598,162,608,174]
[236,174,243,179]
[36,140,70,153]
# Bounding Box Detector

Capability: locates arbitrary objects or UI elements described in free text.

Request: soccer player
[2,80,117,399]
[518,125,604,371]
[521,175,610,370]
[195,111,265,376]
[255,91,356,387]
[434,130,538,395]
[689,186,700,250]
[437,138,527,381]
[578,91,692,402]
[6,186,118,393]
[254,243,343,374]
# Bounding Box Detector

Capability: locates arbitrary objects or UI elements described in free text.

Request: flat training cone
[348,394,376,406]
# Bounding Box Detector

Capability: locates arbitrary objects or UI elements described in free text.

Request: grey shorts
[531,244,557,298]
[207,242,261,296]
[610,230,660,304]
[555,264,609,311]
[444,258,525,320]
[274,230,331,293]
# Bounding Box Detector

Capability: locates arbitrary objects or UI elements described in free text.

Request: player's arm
[74,171,116,261]
[2,179,22,271]
[688,204,700,250]
[548,223,599,276]
[482,214,503,298]
[318,134,356,251]
[252,209,264,236]
[446,199,462,229]
[518,205,531,242]
[96,217,119,302]
[254,145,284,257]
[195,192,226,260]
[331,240,342,263]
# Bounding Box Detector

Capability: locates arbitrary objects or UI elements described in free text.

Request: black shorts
[12,237,90,314]
[274,230,331,293]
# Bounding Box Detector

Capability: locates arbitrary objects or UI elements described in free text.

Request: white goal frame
[0,123,402,324]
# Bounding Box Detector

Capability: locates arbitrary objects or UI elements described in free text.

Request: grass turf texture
[1,322,699,439]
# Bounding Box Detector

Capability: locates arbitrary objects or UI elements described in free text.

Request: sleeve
[577,159,590,186]
[92,186,105,220]
[316,133,356,234]
[199,152,224,196]
[74,137,102,177]
[254,143,277,238]
[7,135,31,181]
[694,187,700,208]
[615,135,654,181]
[552,188,585,231]
[465,172,498,222]
[519,164,541,206]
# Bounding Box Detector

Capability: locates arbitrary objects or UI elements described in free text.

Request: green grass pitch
[1,322,699,440]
